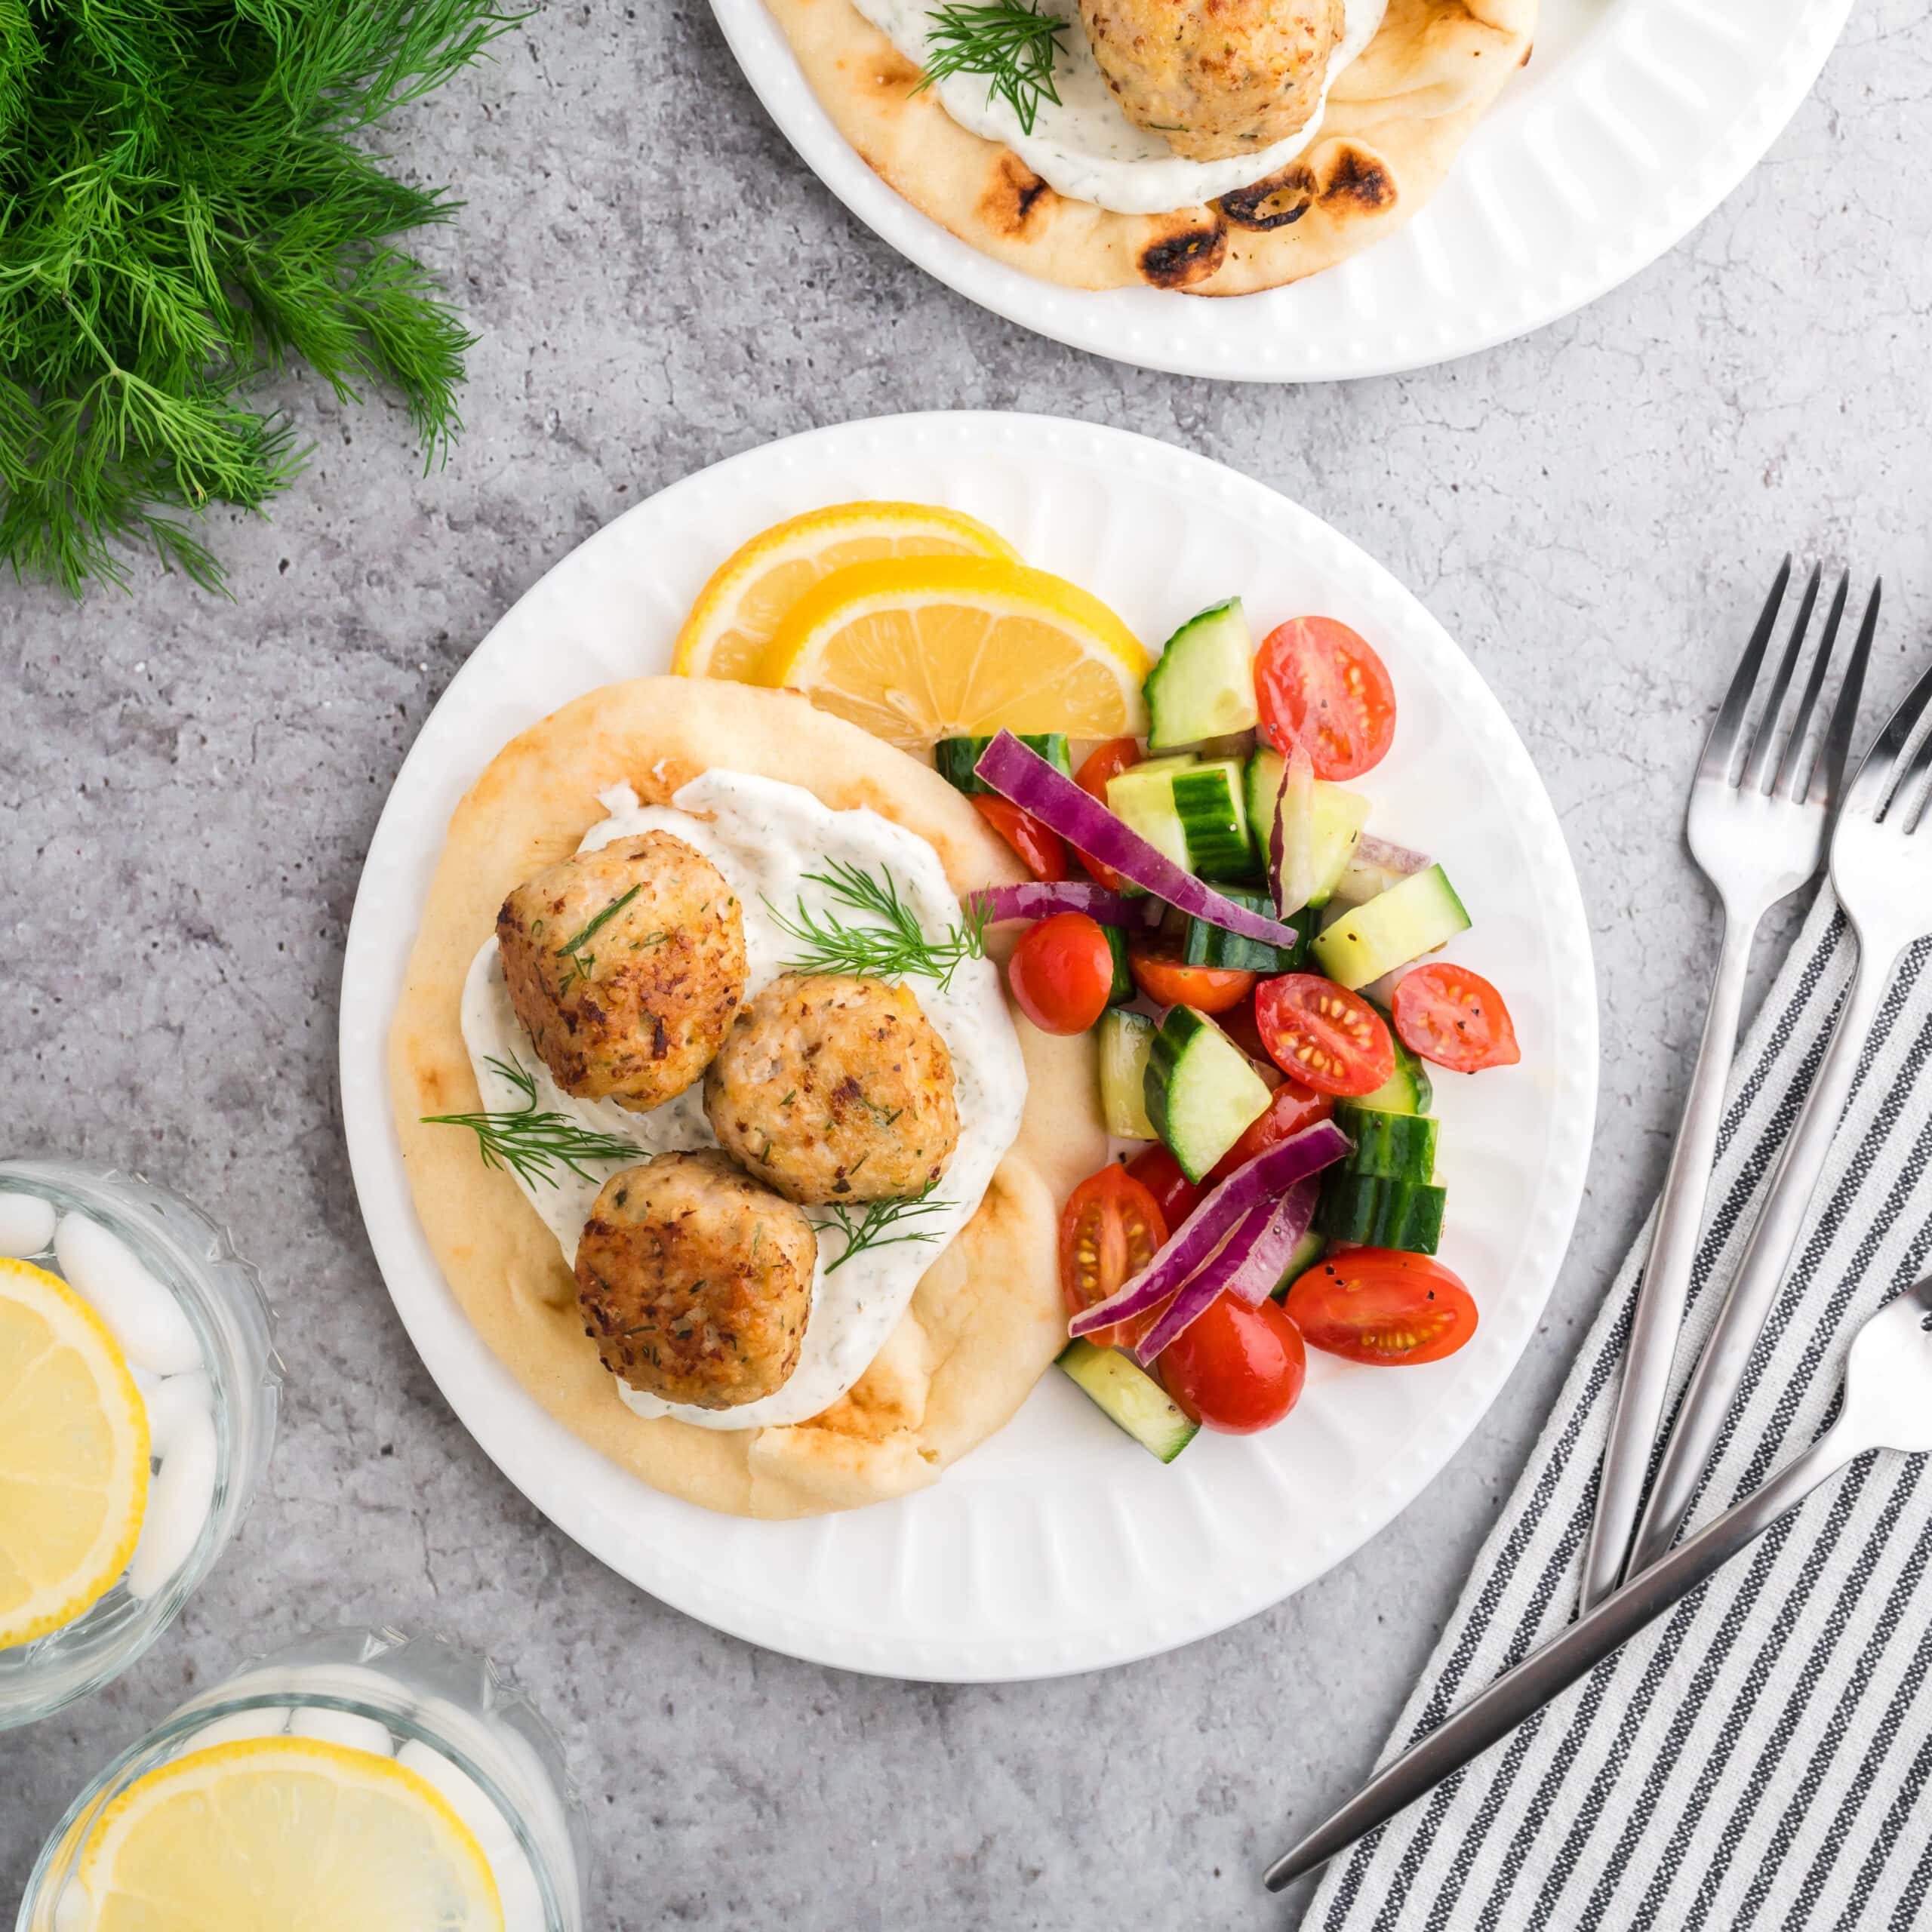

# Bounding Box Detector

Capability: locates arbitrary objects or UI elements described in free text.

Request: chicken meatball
[703,974,961,1205]
[1079,0,1346,162]
[497,832,746,1114]
[574,1151,817,1410]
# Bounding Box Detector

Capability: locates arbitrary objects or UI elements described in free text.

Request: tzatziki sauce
[461,771,1026,1432]
[852,0,1388,216]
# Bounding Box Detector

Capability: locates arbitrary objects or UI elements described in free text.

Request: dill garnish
[767,860,987,989]
[555,884,643,989]
[422,1057,640,1190]
[917,2,1067,136]
[814,1185,952,1274]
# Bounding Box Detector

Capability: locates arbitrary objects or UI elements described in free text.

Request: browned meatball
[1079,0,1345,162]
[703,974,960,1204]
[574,1151,816,1410]
[497,832,746,1114]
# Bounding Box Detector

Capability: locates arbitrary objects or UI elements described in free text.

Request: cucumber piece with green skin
[1106,757,1255,883]
[1144,598,1259,750]
[1353,1001,1434,1114]
[1272,1227,1327,1300]
[1244,751,1371,909]
[934,734,1072,795]
[1314,1172,1447,1254]
[1102,922,1137,1004]
[1146,1005,1273,1181]
[1310,864,1472,991]
[1332,1103,1438,1183]
[1181,890,1307,973]
[1098,1008,1158,1139]
[1057,1339,1199,1462]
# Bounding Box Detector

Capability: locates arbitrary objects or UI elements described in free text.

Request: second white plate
[710,0,1856,380]
[340,411,1595,1680]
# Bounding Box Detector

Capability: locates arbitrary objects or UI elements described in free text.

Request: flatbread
[762,0,1538,294]
[389,678,1106,1519]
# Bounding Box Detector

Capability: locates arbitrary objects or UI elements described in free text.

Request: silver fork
[1266,1275,1932,1887]
[1578,563,1877,1611]
[1623,632,1932,1580]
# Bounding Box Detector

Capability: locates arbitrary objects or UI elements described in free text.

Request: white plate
[709,0,1854,380]
[340,411,1595,1681]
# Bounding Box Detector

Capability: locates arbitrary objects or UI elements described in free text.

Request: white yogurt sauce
[854,0,1387,216]
[461,771,1026,1432]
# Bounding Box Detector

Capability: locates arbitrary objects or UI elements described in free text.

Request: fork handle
[1625,948,1885,1578]
[1578,912,1760,1612]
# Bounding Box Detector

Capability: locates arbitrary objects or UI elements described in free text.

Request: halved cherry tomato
[971,795,1068,881]
[1059,1165,1169,1352]
[1219,993,1273,1067]
[1208,1078,1334,1182]
[1008,912,1115,1035]
[1282,1249,1478,1365]
[1124,1145,1206,1230]
[1071,738,1143,891]
[1254,973,1395,1097]
[1392,963,1521,1073]
[1256,617,1397,782]
[1158,1294,1306,1433]
[1127,937,1257,1016]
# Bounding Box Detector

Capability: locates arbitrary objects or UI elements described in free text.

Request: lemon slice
[672,500,1018,682]
[0,1258,148,1647]
[761,555,1152,749]
[78,1737,506,1931]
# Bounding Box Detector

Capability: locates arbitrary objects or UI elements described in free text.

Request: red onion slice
[965,881,1155,928]
[1356,835,1431,875]
[974,732,1303,949]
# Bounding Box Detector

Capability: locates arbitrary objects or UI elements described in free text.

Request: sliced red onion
[974,732,1303,950]
[1334,836,1432,906]
[965,881,1155,928]
[1132,1180,1319,1365]
[1357,835,1430,875]
[1066,1118,1350,1339]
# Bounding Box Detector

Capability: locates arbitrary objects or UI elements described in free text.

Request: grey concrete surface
[5,1,1930,1924]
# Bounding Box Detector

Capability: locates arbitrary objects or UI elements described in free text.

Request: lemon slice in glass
[672,500,1018,683]
[760,555,1151,749]
[78,1737,506,1931]
[0,1257,149,1647]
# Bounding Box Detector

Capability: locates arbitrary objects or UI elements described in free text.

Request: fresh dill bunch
[767,859,989,990]
[423,1057,642,1191]
[0,0,519,597]
[814,1184,952,1274]
[917,2,1067,137]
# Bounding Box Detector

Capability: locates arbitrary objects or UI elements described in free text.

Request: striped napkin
[1307,887,1932,1932]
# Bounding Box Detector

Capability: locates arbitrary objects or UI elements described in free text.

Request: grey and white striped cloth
[1309,888,1932,1932]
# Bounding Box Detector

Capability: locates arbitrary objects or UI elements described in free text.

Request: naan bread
[762,0,1537,294]
[389,678,1106,1518]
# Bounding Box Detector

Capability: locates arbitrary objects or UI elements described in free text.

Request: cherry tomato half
[1059,1165,1169,1352]
[1007,912,1115,1035]
[1256,617,1398,783]
[1218,992,1274,1067]
[1071,738,1143,892]
[1392,963,1521,1074]
[971,795,1068,882]
[1254,973,1395,1097]
[1158,1294,1307,1434]
[1127,938,1257,1016]
[1208,1078,1334,1182]
[1124,1145,1207,1231]
[1282,1249,1478,1365]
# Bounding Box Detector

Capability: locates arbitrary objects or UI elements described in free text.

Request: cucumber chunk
[1272,1227,1327,1300]
[1102,923,1137,1005]
[1315,1173,1447,1254]
[1107,757,1254,883]
[1332,1102,1438,1183]
[934,733,1071,795]
[1354,1003,1434,1114]
[1146,1006,1272,1181]
[1145,598,1259,750]
[1244,752,1372,909]
[1310,864,1472,991]
[1181,889,1306,974]
[1098,1008,1158,1139]
[1057,1340,1199,1462]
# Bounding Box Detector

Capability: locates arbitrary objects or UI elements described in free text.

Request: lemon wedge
[0,1257,148,1647]
[672,500,1018,682]
[760,555,1151,749]
[77,1737,506,1931]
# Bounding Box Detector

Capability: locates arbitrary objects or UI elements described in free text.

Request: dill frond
[767,860,989,990]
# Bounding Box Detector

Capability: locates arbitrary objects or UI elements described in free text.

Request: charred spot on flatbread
[1138,220,1227,289]
[1219,164,1318,231]
[1315,141,1397,214]
[977,152,1056,238]
[868,46,921,93]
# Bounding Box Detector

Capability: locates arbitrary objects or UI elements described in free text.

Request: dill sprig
[423,1057,641,1191]
[814,1184,952,1274]
[0,0,519,598]
[767,860,989,991]
[555,883,645,990]
[917,2,1068,137]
